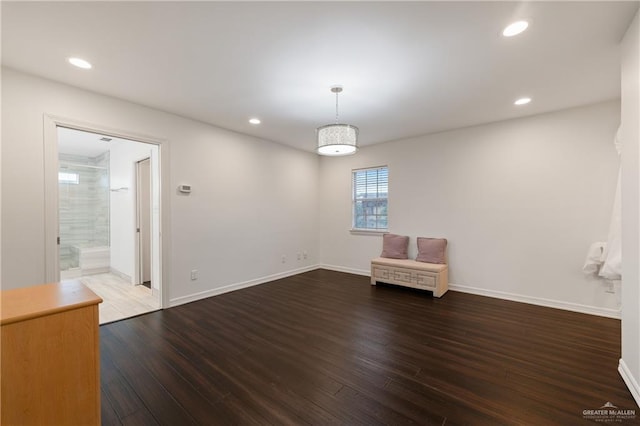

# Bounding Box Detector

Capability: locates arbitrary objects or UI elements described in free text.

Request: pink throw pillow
[381,234,409,259]
[416,237,447,264]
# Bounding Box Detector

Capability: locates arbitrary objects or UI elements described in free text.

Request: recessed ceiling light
[502,20,529,37]
[68,57,92,69]
[249,118,261,125]
[514,97,532,106]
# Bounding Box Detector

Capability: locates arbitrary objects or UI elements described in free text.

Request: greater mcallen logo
[583,402,636,422]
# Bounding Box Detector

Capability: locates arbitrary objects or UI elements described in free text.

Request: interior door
[136,158,152,285]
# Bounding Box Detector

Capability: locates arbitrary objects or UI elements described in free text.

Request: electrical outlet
[281,255,286,263]
[605,281,615,294]
[190,269,198,281]
[297,253,301,261]
[303,251,308,260]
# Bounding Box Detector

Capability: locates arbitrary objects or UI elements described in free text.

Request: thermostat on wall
[178,184,192,193]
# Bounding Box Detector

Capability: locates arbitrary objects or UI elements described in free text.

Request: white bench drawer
[373,267,390,280]
[416,272,437,289]
[393,269,413,284]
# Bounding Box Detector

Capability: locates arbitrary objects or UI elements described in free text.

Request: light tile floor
[68,273,160,324]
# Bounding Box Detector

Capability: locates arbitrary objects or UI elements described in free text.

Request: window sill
[350,229,388,236]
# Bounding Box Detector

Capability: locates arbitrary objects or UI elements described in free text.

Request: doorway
[49,123,163,324]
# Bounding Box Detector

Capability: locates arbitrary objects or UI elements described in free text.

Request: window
[58,171,79,184]
[352,166,388,231]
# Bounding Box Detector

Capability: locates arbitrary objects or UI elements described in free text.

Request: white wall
[619,9,640,405]
[1,68,319,307]
[319,101,621,317]
[109,139,159,288]
[0,66,626,320]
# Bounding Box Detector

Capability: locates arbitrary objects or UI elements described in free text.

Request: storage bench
[371,257,448,297]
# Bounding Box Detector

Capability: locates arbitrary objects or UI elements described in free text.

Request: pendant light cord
[335,91,340,124]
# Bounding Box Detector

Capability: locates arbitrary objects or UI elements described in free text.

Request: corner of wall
[619,7,640,407]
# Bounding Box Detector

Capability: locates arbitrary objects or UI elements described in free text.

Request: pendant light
[316,86,358,156]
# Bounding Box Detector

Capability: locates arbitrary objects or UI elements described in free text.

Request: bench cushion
[380,233,409,259]
[371,257,447,272]
[416,237,447,264]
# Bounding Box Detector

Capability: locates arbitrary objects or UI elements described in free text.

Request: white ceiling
[2,2,638,153]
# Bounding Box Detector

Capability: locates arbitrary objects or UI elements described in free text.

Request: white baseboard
[319,264,370,277]
[619,359,640,406]
[110,267,132,284]
[318,267,620,319]
[449,283,621,319]
[169,264,321,307]
[82,266,110,276]
[170,265,621,319]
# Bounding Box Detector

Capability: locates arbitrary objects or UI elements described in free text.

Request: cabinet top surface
[0,281,102,325]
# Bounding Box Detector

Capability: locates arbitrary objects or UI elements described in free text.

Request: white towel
[583,242,606,275]
[600,179,622,280]
[599,127,622,280]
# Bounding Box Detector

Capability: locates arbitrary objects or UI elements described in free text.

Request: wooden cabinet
[1,281,102,425]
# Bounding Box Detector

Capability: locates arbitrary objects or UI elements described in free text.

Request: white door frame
[43,114,168,308]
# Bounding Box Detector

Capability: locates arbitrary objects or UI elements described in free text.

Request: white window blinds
[352,166,388,231]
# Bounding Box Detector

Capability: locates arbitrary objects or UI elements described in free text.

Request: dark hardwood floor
[100,269,638,425]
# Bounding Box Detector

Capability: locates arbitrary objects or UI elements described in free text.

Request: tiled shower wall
[59,152,110,270]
